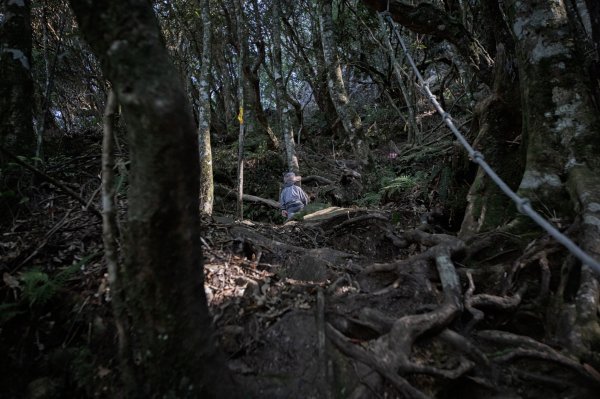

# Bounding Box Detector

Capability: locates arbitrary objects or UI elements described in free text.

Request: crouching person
[279,172,309,220]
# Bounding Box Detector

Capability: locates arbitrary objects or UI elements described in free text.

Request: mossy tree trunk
[67,0,237,396]
[198,0,214,215]
[501,0,600,367]
[459,1,523,237]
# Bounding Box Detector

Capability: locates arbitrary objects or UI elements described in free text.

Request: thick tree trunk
[502,0,600,366]
[319,0,368,162]
[67,1,237,396]
[502,1,600,224]
[0,0,34,158]
[273,0,299,173]
[198,0,214,215]
[459,2,522,237]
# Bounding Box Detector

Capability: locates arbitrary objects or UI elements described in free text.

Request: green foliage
[356,191,382,207]
[21,269,58,307]
[20,252,99,307]
[358,168,427,206]
[379,173,425,199]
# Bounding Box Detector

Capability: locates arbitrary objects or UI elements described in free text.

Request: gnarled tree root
[327,230,470,397]
[476,329,600,385]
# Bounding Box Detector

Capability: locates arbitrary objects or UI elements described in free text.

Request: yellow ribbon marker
[237,107,244,125]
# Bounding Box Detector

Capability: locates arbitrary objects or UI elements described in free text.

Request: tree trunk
[67,1,237,396]
[502,0,600,366]
[319,0,368,162]
[235,0,245,220]
[459,1,522,237]
[198,0,214,215]
[0,0,34,158]
[273,0,299,173]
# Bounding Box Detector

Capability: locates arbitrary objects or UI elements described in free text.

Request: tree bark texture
[198,0,214,215]
[67,1,236,397]
[502,1,600,219]
[319,0,368,161]
[459,2,522,237]
[0,0,34,159]
[501,0,600,366]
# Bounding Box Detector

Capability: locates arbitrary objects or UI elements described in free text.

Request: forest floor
[1,135,599,398]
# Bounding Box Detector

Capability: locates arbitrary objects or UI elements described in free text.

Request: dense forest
[2,0,600,398]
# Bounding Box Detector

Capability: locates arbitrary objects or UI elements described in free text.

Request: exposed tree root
[327,226,600,397]
[476,329,600,385]
[327,230,469,397]
[465,270,527,331]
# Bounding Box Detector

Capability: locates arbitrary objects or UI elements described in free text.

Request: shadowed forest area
[2,0,600,398]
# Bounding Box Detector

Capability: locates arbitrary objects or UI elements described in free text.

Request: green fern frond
[21,270,57,307]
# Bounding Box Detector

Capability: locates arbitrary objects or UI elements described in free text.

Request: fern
[20,252,100,307]
[21,270,57,307]
[356,192,382,207]
[380,175,419,197]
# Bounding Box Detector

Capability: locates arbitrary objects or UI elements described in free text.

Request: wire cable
[381,12,600,275]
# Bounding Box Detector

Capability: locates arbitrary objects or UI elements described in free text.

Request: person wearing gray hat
[279,172,309,220]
